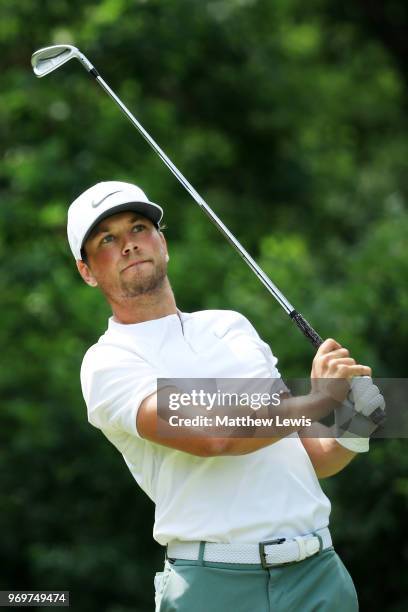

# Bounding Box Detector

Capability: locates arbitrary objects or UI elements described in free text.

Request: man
[68,180,384,611]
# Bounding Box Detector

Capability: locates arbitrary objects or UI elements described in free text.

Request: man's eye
[101,234,114,244]
[132,224,146,232]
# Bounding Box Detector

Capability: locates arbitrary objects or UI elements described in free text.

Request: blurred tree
[0,0,407,610]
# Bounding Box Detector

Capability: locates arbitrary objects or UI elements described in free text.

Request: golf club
[32,45,322,344]
[31,44,385,425]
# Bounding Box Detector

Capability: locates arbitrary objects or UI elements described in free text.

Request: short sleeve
[80,344,158,438]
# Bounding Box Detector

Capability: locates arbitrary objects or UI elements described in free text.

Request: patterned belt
[166,527,332,568]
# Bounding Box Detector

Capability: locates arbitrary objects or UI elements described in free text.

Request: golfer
[68,180,384,611]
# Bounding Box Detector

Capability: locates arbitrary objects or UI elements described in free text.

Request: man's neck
[110,279,178,325]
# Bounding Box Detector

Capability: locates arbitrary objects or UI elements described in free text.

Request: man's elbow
[314,467,337,479]
[198,437,231,457]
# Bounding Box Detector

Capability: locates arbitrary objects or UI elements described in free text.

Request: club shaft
[89,68,322,347]
[95,75,292,312]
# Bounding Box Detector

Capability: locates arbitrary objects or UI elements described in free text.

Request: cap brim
[81,201,163,253]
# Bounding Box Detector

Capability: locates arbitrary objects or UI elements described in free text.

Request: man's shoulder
[183,309,257,337]
[81,318,149,365]
[81,337,137,374]
[184,308,244,321]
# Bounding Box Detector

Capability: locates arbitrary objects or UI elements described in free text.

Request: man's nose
[122,234,139,255]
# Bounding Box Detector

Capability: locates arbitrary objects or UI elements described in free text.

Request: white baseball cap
[67,181,164,260]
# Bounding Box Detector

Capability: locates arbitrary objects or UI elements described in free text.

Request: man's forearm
[216,392,338,456]
[156,387,339,457]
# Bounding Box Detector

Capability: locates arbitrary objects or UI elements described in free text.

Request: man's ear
[76,260,98,287]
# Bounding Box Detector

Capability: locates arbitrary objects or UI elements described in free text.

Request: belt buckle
[259,538,286,569]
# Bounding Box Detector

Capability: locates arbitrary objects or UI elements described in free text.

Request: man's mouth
[122,259,151,272]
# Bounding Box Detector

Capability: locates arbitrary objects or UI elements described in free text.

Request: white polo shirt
[81,309,331,546]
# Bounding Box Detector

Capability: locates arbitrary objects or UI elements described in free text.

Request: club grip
[290,311,323,348]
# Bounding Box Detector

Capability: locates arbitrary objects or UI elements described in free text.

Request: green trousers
[154,546,358,612]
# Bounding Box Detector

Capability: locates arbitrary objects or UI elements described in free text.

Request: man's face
[77,211,169,301]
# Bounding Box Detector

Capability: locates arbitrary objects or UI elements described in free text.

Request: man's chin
[120,274,166,298]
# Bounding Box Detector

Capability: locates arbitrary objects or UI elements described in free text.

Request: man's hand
[310,338,372,403]
[349,377,385,418]
[335,377,386,453]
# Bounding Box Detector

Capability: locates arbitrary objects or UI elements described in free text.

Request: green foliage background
[1,1,407,610]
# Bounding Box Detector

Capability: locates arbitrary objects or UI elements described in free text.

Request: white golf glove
[335,377,386,453]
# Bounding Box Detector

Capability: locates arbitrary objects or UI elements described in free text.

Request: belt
[167,527,331,568]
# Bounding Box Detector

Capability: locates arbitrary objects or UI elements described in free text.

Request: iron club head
[31,44,95,77]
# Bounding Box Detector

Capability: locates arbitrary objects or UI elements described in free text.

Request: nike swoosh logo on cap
[92,190,122,207]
